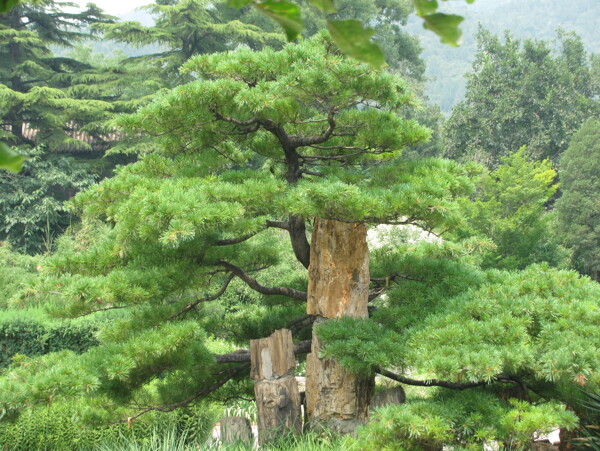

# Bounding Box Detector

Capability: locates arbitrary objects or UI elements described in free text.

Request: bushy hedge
[0,318,98,369]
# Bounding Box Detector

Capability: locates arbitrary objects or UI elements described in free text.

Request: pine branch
[291,110,336,147]
[214,219,291,246]
[266,220,289,230]
[112,363,250,424]
[216,261,307,301]
[68,305,128,318]
[376,367,514,390]
[371,273,425,285]
[168,273,235,320]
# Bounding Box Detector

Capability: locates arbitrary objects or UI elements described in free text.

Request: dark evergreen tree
[0,147,96,254]
[0,0,115,148]
[0,1,142,254]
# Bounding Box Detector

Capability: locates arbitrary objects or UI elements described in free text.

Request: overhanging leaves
[413,0,439,16]
[0,0,19,13]
[256,0,304,41]
[0,142,25,173]
[309,0,336,13]
[327,19,385,68]
[422,13,464,46]
[226,0,252,8]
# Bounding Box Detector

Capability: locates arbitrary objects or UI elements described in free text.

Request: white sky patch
[73,0,150,16]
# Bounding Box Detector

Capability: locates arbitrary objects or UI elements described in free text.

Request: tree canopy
[452,147,566,270]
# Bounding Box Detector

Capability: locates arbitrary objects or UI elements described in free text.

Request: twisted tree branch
[216,261,307,301]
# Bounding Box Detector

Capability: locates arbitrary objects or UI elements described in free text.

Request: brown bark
[250,329,302,444]
[305,218,374,434]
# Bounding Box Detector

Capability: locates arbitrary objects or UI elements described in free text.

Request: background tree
[94,0,285,89]
[0,1,144,253]
[555,118,600,281]
[0,0,116,148]
[453,147,567,270]
[443,28,599,167]
[0,147,96,254]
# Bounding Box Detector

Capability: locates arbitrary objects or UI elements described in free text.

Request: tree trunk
[220,416,253,446]
[305,218,374,434]
[250,329,302,444]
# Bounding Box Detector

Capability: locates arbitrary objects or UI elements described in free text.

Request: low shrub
[0,316,98,369]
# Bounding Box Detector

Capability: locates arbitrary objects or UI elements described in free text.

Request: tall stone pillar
[305,218,374,434]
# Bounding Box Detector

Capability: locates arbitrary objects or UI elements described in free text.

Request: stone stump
[250,329,302,444]
[220,416,253,446]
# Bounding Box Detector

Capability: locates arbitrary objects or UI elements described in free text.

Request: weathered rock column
[250,329,302,444]
[305,218,374,434]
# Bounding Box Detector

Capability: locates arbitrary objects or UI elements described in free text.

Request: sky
[74,0,149,15]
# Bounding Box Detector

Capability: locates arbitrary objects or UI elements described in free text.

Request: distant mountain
[408,0,600,113]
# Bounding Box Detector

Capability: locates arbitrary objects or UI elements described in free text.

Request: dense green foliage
[357,391,577,450]
[94,0,284,89]
[0,1,143,252]
[555,118,600,281]
[0,34,472,422]
[443,28,599,166]
[0,147,97,254]
[0,1,116,148]
[453,148,567,270]
[0,242,38,307]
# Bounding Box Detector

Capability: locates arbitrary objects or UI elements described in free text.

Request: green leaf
[309,0,336,13]
[0,0,19,13]
[226,0,252,8]
[256,0,304,41]
[422,13,464,46]
[413,0,438,16]
[327,19,385,68]
[0,142,25,172]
